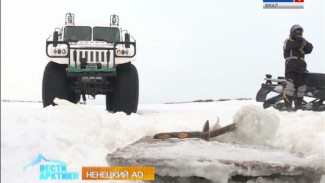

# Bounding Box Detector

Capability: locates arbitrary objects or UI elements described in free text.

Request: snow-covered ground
[1,99,325,183]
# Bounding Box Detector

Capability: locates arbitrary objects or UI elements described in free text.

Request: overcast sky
[1,0,324,103]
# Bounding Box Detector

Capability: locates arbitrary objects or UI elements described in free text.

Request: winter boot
[294,97,304,110]
[281,93,293,112]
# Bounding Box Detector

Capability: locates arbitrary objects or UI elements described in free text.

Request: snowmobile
[256,72,325,111]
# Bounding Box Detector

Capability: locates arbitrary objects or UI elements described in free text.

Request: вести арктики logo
[23,154,79,180]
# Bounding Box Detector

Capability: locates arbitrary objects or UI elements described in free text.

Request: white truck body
[46,22,136,68]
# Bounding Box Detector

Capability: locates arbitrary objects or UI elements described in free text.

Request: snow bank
[270,110,325,169]
[2,99,253,183]
[215,105,280,145]
[233,105,279,144]
[215,105,324,170]
[1,99,324,183]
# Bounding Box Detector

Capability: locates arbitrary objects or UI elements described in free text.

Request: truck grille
[70,49,111,66]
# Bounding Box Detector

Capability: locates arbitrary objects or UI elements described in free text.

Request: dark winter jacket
[283,37,313,74]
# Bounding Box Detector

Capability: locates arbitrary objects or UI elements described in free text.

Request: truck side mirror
[125,33,130,48]
[53,31,59,47]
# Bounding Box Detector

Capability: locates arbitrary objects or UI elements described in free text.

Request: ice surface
[1,99,324,183]
[108,136,324,183]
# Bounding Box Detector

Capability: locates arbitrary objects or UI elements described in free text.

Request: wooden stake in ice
[153,120,236,141]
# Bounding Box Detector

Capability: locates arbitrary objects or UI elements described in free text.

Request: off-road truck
[43,13,138,114]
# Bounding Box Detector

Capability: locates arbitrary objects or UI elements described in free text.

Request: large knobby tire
[107,63,139,115]
[42,62,79,107]
[106,93,113,111]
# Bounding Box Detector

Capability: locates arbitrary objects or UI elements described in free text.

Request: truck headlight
[46,42,69,58]
[116,49,127,56]
[51,47,68,56]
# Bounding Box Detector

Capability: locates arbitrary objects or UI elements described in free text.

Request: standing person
[282,24,313,111]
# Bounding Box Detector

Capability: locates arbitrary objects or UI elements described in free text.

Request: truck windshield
[93,27,120,43]
[64,26,92,42]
